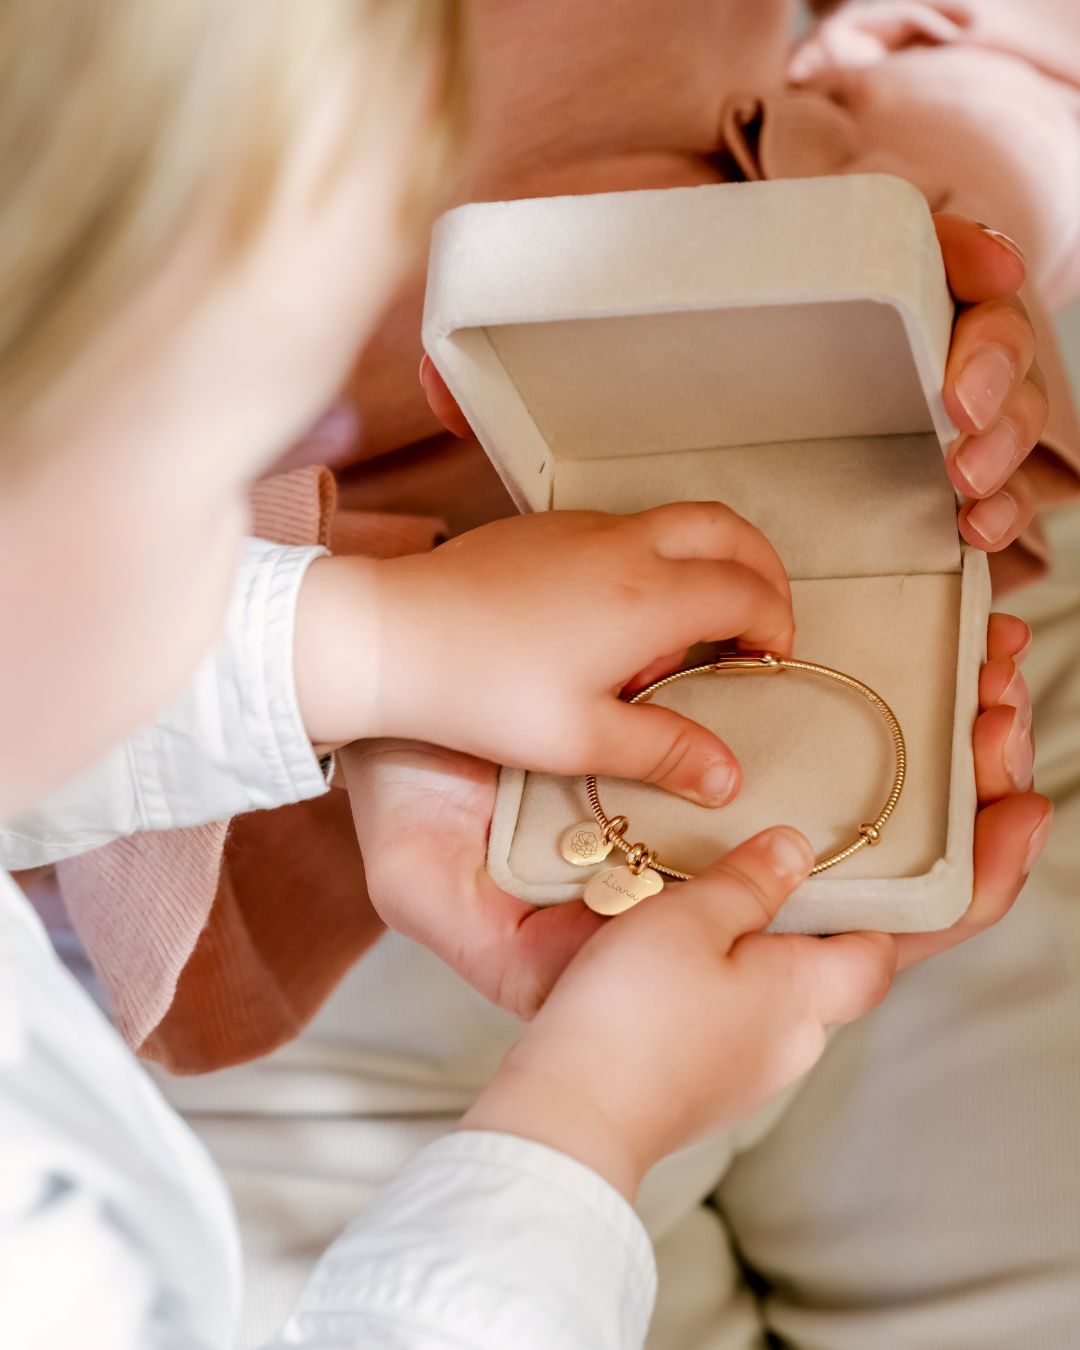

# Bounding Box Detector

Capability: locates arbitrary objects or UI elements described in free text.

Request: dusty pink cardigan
[49,0,1080,1071]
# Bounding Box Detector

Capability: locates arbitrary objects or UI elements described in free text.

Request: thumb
[676,826,816,941]
[802,931,898,1027]
[589,700,742,806]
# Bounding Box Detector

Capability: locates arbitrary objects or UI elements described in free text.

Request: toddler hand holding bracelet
[558,652,907,916]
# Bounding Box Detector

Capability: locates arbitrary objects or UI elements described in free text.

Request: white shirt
[0,539,656,1349]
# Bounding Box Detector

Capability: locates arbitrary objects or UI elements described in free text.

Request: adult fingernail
[967,491,1018,546]
[1004,707,1034,791]
[765,827,815,880]
[956,346,1014,431]
[997,664,1031,721]
[955,421,1019,495]
[977,224,1026,264]
[1022,809,1053,876]
[700,761,737,806]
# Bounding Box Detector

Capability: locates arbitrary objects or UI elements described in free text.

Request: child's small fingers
[623,649,691,698]
[590,700,742,807]
[642,501,793,612]
[683,826,815,939]
[986,612,1032,665]
[659,560,795,658]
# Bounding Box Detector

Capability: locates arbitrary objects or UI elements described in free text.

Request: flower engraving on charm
[559,821,613,867]
[584,864,664,916]
[570,830,598,858]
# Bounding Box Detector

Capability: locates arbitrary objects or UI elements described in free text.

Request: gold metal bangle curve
[584,652,907,881]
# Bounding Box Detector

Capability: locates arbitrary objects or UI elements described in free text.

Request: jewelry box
[422,175,991,933]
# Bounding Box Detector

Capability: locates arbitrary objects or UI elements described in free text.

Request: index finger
[637,500,793,615]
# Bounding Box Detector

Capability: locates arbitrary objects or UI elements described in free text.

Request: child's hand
[340,612,1050,1018]
[461,824,897,1199]
[933,214,1048,554]
[300,505,793,806]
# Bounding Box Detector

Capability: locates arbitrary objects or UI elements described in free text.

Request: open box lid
[423,175,962,581]
[424,175,993,934]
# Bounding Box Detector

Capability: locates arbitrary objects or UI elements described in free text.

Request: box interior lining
[505,571,961,884]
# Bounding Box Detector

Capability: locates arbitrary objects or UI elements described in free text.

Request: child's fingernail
[956,346,1014,431]
[967,491,1018,546]
[1022,809,1053,876]
[977,224,1026,264]
[955,421,1019,496]
[700,761,737,805]
[765,827,815,880]
[1004,708,1034,791]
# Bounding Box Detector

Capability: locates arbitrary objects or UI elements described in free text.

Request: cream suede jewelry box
[422,175,991,934]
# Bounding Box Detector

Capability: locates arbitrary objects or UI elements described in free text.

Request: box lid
[423,175,961,581]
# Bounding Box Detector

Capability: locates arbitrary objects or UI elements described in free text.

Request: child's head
[0,0,462,817]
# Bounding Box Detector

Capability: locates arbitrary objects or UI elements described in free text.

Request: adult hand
[934,214,1048,554]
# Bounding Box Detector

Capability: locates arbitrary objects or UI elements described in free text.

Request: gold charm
[559,821,613,867]
[584,865,664,916]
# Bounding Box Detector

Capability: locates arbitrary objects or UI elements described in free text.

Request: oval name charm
[559,822,613,867]
[584,865,664,916]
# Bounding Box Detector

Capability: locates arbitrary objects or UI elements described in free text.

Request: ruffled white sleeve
[0,539,328,870]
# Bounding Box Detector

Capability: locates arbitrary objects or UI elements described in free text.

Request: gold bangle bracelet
[560,652,907,915]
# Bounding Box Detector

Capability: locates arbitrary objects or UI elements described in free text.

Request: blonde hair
[0,0,463,420]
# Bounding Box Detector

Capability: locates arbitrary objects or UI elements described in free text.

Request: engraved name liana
[602,872,637,897]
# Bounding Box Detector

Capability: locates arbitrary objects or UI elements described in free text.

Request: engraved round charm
[584,865,664,916]
[559,821,613,867]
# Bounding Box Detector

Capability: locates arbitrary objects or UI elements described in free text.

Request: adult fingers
[979,657,1031,720]
[974,703,1034,801]
[958,461,1037,553]
[933,214,1026,303]
[986,612,1032,665]
[893,794,1053,970]
[419,353,471,438]
[943,295,1037,436]
[948,364,1049,499]
[639,501,793,614]
[340,739,604,1017]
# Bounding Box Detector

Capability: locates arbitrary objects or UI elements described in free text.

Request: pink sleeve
[789,0,1080,589]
